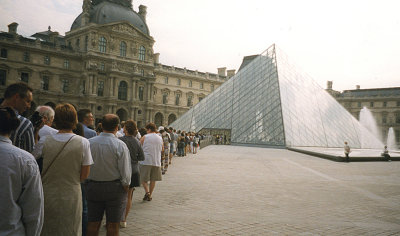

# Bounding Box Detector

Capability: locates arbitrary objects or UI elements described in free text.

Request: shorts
[86,181,127,223]
[139,165,162,182]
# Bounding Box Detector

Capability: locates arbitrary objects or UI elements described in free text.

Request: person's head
[102,114,120,133]
[145,123,157,133]
[2,82,33,114]
[36,105,55,126]
[159,129,165,134]
[54,103,78,131]
[123,120,138,136]
[138,127,147,137]
[384,145,387,148]
[0,107,21,136]
[73,122,84,137]
[344,141,348,145]
[96,123,103,134]
[77,109,94,127]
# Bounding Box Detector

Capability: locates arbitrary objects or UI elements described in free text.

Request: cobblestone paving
[100,145,400,235]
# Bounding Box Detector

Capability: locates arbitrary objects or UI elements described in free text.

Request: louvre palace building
[0,0,232,128]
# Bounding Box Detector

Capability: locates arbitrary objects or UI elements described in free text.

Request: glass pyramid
[171,44,383,149]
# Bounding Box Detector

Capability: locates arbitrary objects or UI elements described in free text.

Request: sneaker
[120,222,127,228]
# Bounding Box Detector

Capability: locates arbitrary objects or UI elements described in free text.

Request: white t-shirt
[140,133,162,167]
[51,133,94,166]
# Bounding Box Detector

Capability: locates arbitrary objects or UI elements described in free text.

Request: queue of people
[0,82,204,236]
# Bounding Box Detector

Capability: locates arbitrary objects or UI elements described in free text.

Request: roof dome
[71,0,149,36]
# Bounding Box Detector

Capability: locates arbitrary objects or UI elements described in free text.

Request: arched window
[120,41,127,57]
[99,37,107,53]
[118,81,128,101]
[139,46,146,61]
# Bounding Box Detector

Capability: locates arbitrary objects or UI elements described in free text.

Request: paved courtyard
[101,145,400,235]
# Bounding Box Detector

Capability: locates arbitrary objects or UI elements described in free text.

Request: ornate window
[177,78,181,86]
[99,37,107,53]
[370,102,374,108]
[64,59,69,69]
[138,86,144,101]
[189,80,192,87]
[0,48,7,58]
[162,93,168,104]
[62,79,69,93]
[44,55,50,65]
[42,76,49,90]
[175,94,180,105]
[357,102,361,108]
[0,69,6,86]
[21,72,29,83]
[187,95,193,107]
[211,84,214,91]
[396,112,400,124]
[120,41,127,57]
[164,76,168,84]
[383,101,387,107]
[139,46,146,61]
[200,82,204,89]
[97,80,104,96]
[100,63,105,71]
[23,52,30,62]
[118,81,128,101]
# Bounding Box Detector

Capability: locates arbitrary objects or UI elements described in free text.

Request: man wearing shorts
[86,114,131,236]
[139,123,163,201]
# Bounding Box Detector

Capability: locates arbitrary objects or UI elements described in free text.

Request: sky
[1,0,399,91]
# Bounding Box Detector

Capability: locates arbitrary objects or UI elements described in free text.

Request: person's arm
[80,165,90,182]
[140,135,145,145]
[135,139,145,161]
[118,144,132,189]
[24,124,35,153]
[20,157,44,236]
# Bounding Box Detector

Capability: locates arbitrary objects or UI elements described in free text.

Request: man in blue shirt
[78,109,97,139]
[77,108,96,236]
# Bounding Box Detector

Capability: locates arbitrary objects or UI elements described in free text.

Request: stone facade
[326,81,400,147]
[0,0,229,128]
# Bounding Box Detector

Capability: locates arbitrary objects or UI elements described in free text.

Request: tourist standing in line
[160,129,170,175]
[41,103,93,236]
[78,109,97,139]
[177,132,185,156]
[77,108,96,236]
[382,145,391,161]
[344,141,350,162]
[31,105,58,171]
[0,82,36,152]
[119,120,144,228]
[0,107,44,236]
[86,114,131,236]
[140,123,163,201]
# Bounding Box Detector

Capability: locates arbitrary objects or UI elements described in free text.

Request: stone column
[92,75,97,95]
[88,75,93,95]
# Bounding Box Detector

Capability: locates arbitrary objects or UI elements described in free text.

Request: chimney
[217,67,226,77]
[327,81,333,90]
[139,5,147,22]
[8,22,18,34]
[154,53,160,64]
[356,85,360,90]
[227,69,236,79]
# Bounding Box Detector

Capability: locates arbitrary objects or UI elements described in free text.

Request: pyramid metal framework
[171,44,383,148]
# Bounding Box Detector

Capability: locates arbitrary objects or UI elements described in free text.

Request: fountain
[387,127,397,150]
[359,107,382,148]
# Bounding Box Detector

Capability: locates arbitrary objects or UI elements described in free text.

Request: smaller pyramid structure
[171,44,383,149]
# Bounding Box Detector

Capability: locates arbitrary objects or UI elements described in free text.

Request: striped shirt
[10,113,35,153]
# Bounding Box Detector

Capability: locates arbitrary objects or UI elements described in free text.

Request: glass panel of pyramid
[171,44,383,149]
